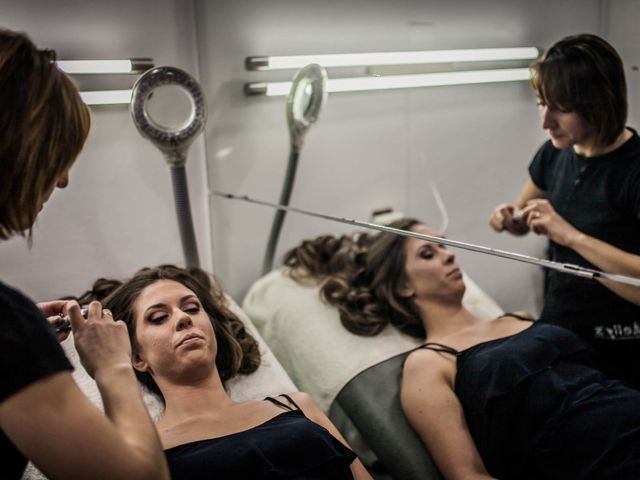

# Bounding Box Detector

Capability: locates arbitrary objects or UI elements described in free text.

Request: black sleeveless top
[420,314,640,479]
[164,394,356,479]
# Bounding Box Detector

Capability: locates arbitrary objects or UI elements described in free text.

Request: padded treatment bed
[22,296,296,480]
[243,267,503,479]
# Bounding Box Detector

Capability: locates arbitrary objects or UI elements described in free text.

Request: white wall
[2,0,638,317]
[194,0,614,313]
[0,0,212,301]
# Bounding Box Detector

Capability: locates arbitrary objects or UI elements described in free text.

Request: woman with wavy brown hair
[91,265,371,480]
[0,28,169,480]
[285,219,640,479]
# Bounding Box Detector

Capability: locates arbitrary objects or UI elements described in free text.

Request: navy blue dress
[422,316,640,479]
[164,395,356,479]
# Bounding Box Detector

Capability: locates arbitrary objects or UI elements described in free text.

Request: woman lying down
[285,218,640,480]
[62,265,371,480]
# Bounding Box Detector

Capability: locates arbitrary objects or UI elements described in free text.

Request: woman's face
[131,279,217,381]
[400,225,465,302]
[539,104,594,151]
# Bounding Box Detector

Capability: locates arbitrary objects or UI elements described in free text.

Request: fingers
[66,300,114,332]
[489,204,514,231]
[65,300,85,332]
[37,300,68,317]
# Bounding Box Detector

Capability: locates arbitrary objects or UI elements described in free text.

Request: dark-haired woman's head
[531,33,626,148]
[285,218,465,338]
[102,265,260,402]
[0,28,91,239]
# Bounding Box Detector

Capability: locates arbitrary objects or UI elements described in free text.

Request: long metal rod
[212,190,640,287]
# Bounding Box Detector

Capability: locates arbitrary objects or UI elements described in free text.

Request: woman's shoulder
[403,346,455,382]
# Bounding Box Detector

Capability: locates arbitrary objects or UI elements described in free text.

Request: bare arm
[401,351,495,480]
[489,178,545,235]
[288,392,373,480]
[0,372,168,480]
[523,199,640,305]
[0,300,170,480]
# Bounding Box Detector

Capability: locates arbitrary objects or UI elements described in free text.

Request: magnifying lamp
[262,64,328,274]
[130,66,207,268]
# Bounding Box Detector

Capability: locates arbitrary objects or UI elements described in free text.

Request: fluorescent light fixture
[246,47,539,71]
[245,68,531,96]
[57,58,154,74]
[79,89,132,105]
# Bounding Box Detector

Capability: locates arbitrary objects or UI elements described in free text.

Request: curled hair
[83,265,260,402]
[284,218,426,338]
[531,33,627,147]
[0,29,91,239]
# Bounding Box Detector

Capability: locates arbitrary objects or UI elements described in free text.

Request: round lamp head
[286,63,327,152]
[130,66,207,166]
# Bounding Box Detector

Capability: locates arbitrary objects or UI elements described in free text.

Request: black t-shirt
[0,281,72,479]
[528,130,640,388]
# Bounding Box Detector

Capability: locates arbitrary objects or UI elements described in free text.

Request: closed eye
[419,246,434,259]
[149,313,168,324]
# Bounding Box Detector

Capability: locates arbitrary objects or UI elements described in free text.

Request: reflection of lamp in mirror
[262,64,328,275]
[130,66,207,268]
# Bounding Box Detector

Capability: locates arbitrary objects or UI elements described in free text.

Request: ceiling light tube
[246,47,539,71]
[79,89,132,105]
[245,67,531,96]
[57,58,154,74]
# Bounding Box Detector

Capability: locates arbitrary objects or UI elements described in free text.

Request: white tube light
[57,58,154,74]
[79,89,132,105]
[245,68,531,96]
[246,47,539,71]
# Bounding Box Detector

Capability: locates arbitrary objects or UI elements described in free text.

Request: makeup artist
[488,33,640,389]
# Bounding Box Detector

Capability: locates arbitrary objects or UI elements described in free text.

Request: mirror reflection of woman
[286,219,640,479]
[488,33,640,390]
[94,265,372,480]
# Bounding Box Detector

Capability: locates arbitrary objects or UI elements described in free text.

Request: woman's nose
[540,106,555,129]
[176,313,193,330]
[443,249,455,264]
[56,173,69,189]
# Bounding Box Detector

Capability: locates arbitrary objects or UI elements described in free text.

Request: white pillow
[243,268,502,412]
[22,296,295,480]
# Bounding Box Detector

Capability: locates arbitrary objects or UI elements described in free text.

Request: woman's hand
[37,300,72,343]
[67,300,132,380]
[521,199,582,247]
[489,203,530,235]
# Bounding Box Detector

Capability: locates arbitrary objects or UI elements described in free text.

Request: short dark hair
[102,265,261,403]
[531,33,627,147]
[0,28,91,239]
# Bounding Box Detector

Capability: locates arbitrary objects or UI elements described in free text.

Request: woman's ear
[397,279,415,298]
[132,352,149,373]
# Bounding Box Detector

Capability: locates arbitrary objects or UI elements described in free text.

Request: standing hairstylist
[0,28,169,479]
[489,33,640,390]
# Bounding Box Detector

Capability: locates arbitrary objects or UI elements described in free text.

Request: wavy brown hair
[0,29,91,239]
[78,265,261,403]
[531,33,627,148]
[284,218,426,338]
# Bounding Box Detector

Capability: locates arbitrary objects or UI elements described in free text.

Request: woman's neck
[415,298,479,341]
[574,127,631,157]
[156,369,235,426]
